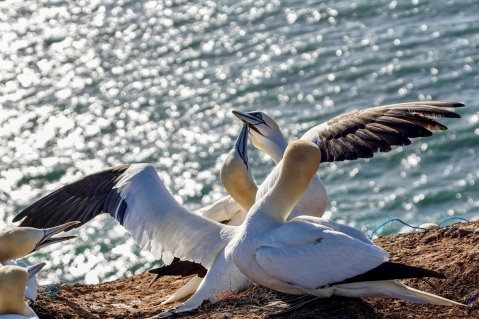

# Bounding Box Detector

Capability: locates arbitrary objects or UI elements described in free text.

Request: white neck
[263,135,288,164]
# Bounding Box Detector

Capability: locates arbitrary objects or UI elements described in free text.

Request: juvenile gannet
[0,262,46,319]
[232,101,463,219]
[227,140,463,306]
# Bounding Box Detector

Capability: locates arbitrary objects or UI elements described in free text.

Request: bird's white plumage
[0,306,38,319]
[113,164,235,268]
[255,219,389,289]
[196,195,246,226]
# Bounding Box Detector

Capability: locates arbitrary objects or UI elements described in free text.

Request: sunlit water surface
[0,0,478,284]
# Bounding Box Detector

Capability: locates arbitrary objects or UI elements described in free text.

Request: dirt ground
[32,220,479,319]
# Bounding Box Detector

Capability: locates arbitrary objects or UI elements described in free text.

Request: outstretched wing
[256,220,389,289]
[14,164,232,267]
[13,165,131,229]
[300,101,464,162]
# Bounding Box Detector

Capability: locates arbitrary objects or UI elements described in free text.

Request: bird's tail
[322,280,465,306]
[161,275,203,305]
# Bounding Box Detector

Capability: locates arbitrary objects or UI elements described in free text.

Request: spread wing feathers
[300,101,464,162]
[13,165,131,229]
[106,164,231,266]
[256,221,389,289]
[14,164,231,267]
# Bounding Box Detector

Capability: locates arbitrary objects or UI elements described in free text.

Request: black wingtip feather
[332,261,446,286]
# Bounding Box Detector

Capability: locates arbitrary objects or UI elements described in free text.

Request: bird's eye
[252,112,263,120]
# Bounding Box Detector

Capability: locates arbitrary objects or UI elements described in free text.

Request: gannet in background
[11,102,463,314]
[0,262,46,319]
[228,140,464,306]
[232,101,464,219]
[0,222,78,303]
[0,222,79,263]
[2,260,40,305]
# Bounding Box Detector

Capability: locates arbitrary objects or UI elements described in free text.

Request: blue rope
[38,283,62,299]
[368,216,470,239]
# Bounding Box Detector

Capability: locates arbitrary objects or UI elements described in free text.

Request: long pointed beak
[235,124,249,169]
[26,262,46,280]
[232,110,263,125]
[33,221,80,252]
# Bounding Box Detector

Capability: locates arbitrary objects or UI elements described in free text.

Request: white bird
[148,123,256,305]
[13,125,255,315]
[232,101,463,220]
[228,140,463,306]
[13,101,463,315]
[232,110,328,220]
[0,262,46,319]
[0,222,79,303]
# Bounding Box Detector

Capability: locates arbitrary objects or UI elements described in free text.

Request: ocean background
[0,0,478,285]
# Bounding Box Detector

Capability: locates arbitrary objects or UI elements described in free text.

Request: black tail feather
[332,262,445,286]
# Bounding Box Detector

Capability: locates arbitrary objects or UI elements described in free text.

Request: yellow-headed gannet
[0,262,46,319]
[12,126,256,316]
[148,124,256,305]
[0,222,78,303]
[232,101,464,220]
[0,222,79,263]
[227,140,464,306]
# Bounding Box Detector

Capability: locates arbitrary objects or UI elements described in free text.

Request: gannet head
[0,262,45,316]
[220,124,258,211]
[232,110,287,163]
[0,221,79,263]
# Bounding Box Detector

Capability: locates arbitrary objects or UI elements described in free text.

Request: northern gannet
[147,123,256,305]
[0,222,79,263]
[12,102,463,313]
[12,125,255,315]
[0,262,46,319]
[227,140,463,306]
[232,101,463,219]
[0,222,78,303]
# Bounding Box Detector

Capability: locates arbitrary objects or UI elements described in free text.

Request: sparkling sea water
[0,0,478,284]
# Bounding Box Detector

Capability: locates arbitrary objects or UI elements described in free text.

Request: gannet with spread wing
[13,125,255,315]
[227,140,463,306]
[232,100,463,220]
[12,101,463,314]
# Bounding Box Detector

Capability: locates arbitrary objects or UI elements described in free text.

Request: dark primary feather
[13,164,131,229]
[147,257,208,288]
[148,258,207,278]
[329,261,446,287]
[311,101,464,162]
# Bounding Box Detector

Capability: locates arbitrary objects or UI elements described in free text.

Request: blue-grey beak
[32,221,80,252]
[232,110,266,135]
[26,262,46,280]
[234,124,249,169]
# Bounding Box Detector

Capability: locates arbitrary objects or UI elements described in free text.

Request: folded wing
[300,101,463,162]
[256,221,389,289]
